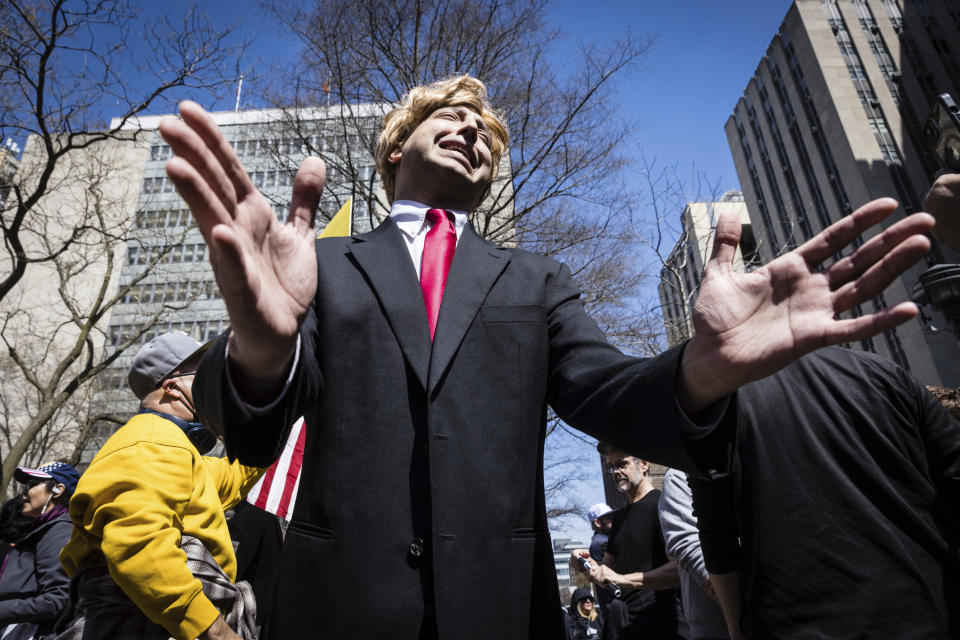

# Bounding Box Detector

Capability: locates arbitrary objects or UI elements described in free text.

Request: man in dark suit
[158,75,935,639]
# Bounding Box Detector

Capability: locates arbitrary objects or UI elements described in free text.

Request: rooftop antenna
[235,73,244,113]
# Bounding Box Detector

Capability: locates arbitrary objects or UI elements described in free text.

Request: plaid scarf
[54,535,257,640]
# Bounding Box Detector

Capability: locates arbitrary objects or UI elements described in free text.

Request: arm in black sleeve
[195,304,324,467]
[0,519,72,625]
[543,261,734,473]
[688,473,741,575]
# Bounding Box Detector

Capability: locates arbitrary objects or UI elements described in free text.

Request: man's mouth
[439,141,474,168]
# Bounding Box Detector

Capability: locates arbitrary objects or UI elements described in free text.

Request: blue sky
[546,0,794,193]
[127,0,796,542]
[191,0,794,191]
[543,0,795,542]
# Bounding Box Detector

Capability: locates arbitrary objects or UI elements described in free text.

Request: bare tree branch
[0,0,247,494]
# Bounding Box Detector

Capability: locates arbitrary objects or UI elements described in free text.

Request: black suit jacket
[196,219,701,639]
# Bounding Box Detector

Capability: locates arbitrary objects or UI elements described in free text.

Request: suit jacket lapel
[348,218,431,390]
[428,225,510,394]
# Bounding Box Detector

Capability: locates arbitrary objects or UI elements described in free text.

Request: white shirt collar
[390,200,469,239]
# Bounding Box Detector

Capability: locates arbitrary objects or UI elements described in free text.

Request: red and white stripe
[246,417,306,521]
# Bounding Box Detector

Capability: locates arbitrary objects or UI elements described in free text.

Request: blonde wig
[374,74,509,205]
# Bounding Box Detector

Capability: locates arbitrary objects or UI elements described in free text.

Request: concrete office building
[0,140,20,203]
[553,537,590,597]
[726,0,960,386]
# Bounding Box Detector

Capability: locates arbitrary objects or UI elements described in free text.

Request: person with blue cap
[0,461,80,639]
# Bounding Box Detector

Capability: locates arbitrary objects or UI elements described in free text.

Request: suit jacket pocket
[481,305,545,324]
[287,520,336,540]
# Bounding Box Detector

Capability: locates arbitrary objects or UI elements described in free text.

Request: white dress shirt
[228,200,469,410]
[389,200,468,278]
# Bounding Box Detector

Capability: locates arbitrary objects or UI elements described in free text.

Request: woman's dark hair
[0,497,33,543]
[38,479,71,508]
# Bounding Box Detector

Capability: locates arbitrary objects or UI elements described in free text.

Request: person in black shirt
[574,448,681,639]
[690,347,960,639]
[227,501,284,628]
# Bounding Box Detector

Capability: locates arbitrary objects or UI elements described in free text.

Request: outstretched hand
[678,197,934,413]
[158,102,326,394]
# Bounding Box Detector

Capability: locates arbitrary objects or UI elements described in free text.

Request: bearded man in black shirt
[574,448,682,639]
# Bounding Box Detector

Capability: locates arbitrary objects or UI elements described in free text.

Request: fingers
[706,210,743,274]
[158,114,239,223]
[823,301,919,346]
[289,156,326,238]
[164,154,231,248]
[796,198,899,266]
[209,223,257,301]
[825,212,934,288]
[176,101,257,204]
[829,228,930,313]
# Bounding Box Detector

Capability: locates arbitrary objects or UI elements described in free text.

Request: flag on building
[247,198,352,519]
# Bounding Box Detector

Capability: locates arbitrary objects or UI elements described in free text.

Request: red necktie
[420,209,456,340]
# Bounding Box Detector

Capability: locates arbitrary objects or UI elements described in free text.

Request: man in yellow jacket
[59,332,264,640]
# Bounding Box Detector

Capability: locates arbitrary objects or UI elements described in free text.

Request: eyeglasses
[21,478,47,491]
[607,458,636,472]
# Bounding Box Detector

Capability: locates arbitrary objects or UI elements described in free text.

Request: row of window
[780,27,853,215]
[120,280,220,305]
[142,168,376,201]
[108,319,226,347]
[141,175,180,195]
[733,112,778,252]
[766,56,832,233]
[136,208,194,229]
[251,169,295,190]
[106,318,228,359]
[149,134,361,165]
[234,133,371,160]
[821,1,918,214]
[150,145,173,161]
[125,243,207,266]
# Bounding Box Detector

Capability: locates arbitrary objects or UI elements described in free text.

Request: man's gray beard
[616,478,635,494]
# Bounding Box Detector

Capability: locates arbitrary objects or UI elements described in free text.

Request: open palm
[159,101,326,384]
[680,198,934,411]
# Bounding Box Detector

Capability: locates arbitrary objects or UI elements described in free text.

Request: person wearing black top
[690,347,960,639]
[574,450,681,639]
[227,501,284,628]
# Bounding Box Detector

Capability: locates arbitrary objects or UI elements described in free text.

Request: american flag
[245,417,305,520]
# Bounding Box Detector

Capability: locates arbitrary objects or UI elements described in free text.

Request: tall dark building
[726,0,960,386]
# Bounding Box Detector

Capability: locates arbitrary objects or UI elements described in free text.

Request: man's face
[389,106,494,208]
[607,452,645,494]
[597,513,613,534]
[163,370,197,420]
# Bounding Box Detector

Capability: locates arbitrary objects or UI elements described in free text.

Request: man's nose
[458,120,478,142]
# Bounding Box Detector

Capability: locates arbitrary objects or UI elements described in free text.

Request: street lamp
[912,263,960,337]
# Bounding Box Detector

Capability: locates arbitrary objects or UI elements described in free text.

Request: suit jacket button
[408,538,425,558]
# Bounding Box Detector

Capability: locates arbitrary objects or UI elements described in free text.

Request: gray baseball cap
[128,331,211,400]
